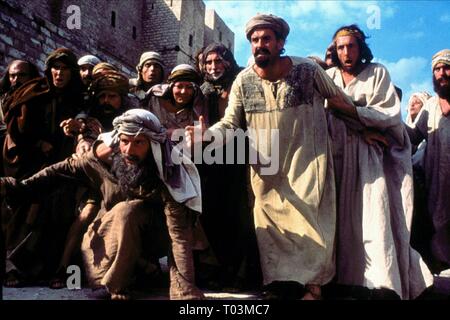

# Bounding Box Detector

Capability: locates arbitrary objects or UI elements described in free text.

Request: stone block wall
[0,0,234,77]
[204,8,234,53]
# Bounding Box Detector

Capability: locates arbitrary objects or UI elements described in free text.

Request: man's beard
[254,48,273,68]
[207,71,224,82]
[433,74,450,100]
[111,153,149,196]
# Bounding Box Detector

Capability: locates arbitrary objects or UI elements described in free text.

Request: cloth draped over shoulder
[97,109,202,213]
[326,63,433,299]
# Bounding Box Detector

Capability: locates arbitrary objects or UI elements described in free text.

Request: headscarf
[98,109,202,212]
[245,14,290,40]
[148,64,208,126]
[44,48,84,95]
[89,70,129,97]
[136,51,165,84]
[78,55,101,67]
[92,62,118,75]
[137,51,165,71]
[167,64,201,85]
[45,48,79,71]
[431,49,450,71]
[406,91,431,125]
[201,43,241,85]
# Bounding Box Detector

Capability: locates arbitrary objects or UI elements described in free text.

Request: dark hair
[330,24,373,68]
[0,60,40,94]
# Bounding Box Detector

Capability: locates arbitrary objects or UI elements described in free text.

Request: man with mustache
[326,25,433,299]
[187,14,363,300]
[49,70,133,289]
[406,49,450,275]
[0,109,204,300]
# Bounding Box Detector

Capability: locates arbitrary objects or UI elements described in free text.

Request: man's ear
[277,39,285,52]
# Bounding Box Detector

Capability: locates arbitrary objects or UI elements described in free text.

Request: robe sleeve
[7,152,95,200]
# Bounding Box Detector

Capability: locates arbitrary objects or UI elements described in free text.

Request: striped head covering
[431,49,450,71]
[98,108,202,212]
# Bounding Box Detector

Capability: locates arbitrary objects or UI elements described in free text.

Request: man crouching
[0,109,204,300]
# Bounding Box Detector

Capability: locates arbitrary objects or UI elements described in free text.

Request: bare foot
[110,291,131,300]
[301,284,322,300]
[4,270,26,288]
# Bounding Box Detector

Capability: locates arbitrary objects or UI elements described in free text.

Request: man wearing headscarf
[187,14,359,300]
[406,49,450,275]
[197,43,260,290]
[1,48,84,288]
[129,51,165,105]
[326,24,433,299]
[146,64,208,140]
[48,71,134,289]
[77,55,101,87]
[0,109,204,300]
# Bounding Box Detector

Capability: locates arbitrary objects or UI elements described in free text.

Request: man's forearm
[327,93,359,119]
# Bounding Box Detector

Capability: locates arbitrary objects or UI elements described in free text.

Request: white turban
[98,109,202,212]
[78,55,101,67]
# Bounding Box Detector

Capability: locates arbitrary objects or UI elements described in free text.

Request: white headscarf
[98,109,202,212]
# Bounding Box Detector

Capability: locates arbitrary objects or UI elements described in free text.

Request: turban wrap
[245,14,290,40]
[431,49,450,71]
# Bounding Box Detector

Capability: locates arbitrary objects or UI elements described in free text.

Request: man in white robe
[186,14,362,300]
[326,24,433,300]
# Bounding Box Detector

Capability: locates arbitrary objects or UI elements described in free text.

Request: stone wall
[204,8,234,53]
[0,0,234,77]
[0,0,142,77]
[177,0,205,67]
[142,0,181,71]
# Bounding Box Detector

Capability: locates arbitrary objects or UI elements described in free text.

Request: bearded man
[406,49,450,274]
[0,109,204,300]
[187,14,362,300]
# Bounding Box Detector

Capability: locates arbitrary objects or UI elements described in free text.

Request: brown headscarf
[89,70,129,97]
[167,64,201,85]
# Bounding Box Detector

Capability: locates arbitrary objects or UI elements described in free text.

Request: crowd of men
[0,13,449,300]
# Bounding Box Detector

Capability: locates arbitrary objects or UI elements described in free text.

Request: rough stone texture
[0,0,234,76]
[177,0,205,67]
[204,8,234,53]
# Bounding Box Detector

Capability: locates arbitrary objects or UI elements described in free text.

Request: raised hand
[60,118,84,137]
[185,115,206,148]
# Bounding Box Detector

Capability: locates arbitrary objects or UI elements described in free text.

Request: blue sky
[204,0,450,118]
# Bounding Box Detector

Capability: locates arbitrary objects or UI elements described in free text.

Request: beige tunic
[209,57,337,286]
[326,63,433,299]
